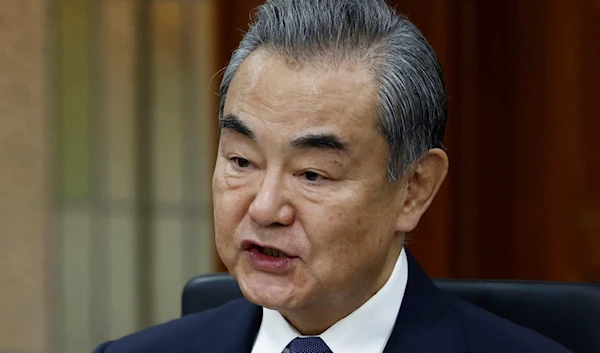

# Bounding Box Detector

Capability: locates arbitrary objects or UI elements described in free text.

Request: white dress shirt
[251,248,408,353]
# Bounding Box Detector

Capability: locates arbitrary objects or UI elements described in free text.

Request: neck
[280,243,403,335]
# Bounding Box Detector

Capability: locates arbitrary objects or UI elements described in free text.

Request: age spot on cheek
[328,212,344,222]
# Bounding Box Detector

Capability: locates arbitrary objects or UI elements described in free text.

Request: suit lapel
[192,299,262,353]
[383,248,469,353]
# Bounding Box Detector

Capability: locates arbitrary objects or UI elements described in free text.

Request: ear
[395,148,448,233]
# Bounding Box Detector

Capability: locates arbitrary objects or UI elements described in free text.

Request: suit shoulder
[447,296,572,353]
[93,298,250,353]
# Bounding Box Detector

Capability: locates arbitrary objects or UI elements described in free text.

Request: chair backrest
[181,273,600,352]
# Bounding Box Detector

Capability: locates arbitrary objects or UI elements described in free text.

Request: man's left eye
[303,171,323,182]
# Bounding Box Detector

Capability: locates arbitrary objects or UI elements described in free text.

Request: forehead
[224,51,380,133]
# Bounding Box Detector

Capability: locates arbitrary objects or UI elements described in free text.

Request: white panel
[107,215,137,339]
[169,1,218,277]
[104,0,137,201]
[152,2,184,203]
[195,0,218,206]
[58,0,93,199]
[61,210,93,353]
[152,218,185,324]
[194,0,218,271]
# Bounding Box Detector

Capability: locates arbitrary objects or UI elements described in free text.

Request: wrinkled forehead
[223,50,380,131]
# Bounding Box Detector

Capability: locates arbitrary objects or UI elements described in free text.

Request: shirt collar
[251,247,408,353]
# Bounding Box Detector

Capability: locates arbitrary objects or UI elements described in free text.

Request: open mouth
[243,241,291,258]
[255,246,288,258]
[242,241,296,272]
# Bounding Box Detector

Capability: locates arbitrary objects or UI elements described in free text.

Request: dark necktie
[287,337,332,353]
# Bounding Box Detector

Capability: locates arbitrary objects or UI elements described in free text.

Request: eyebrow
[290,133,347,153]
[220,114,347,153]
[219,114,255,140]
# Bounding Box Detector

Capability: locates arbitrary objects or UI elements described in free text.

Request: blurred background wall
[48,1,218,352]
[0,0,598,353]
[2,0,219,352]
[0,1,49,353]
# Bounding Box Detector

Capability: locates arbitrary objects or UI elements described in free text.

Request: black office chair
[182,273,600,353]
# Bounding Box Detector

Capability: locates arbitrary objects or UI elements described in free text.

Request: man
[94,0,571,352]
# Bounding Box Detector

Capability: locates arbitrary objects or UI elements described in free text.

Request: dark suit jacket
[94,250,572,352]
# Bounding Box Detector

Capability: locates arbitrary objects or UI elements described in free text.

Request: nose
[248,172,295,227]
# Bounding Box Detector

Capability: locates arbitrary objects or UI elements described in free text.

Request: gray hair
[218,0,447,180]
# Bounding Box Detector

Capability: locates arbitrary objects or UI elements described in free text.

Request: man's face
[213,51,408,313]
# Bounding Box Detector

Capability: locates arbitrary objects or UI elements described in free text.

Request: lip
[241,240,298,274]
[241,240,296,258]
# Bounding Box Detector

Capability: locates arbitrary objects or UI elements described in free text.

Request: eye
[303,171,324,182]
[231,157,251,168]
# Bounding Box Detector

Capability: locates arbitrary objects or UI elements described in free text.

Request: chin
[237,270,302,310]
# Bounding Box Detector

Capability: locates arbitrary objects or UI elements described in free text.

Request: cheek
[304,195,393,272]
[213,162,254,221]
[214,192,246,236]
[305,207,364,257]
[214,192,248,273]
[213,178,252,254]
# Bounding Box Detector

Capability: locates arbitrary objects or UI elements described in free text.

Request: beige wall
[0,0,51,352]
[0,1,219,352]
